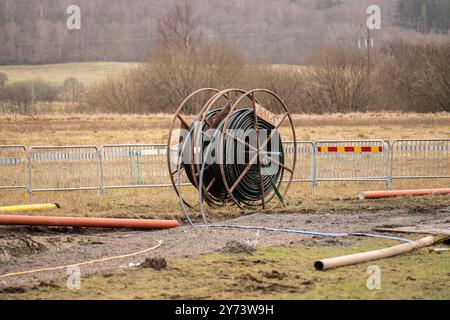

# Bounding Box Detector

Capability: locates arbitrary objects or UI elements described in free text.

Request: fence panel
[28,146,100,193]
[100,144,175,189]
[283,141,313,182]
[391,139,450,180]
[0,145,27,190]
[3,139,448,195]
[314,140,390,185]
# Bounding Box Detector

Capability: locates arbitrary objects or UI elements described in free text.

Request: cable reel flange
[167,88,221,209]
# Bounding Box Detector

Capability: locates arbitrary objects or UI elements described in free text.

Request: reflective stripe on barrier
[314,140,390,185]
[318,146,383,153]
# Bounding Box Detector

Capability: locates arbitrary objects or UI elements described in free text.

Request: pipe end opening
[314,261,324,271]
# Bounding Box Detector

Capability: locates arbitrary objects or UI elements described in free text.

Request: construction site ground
[1,203,449,299]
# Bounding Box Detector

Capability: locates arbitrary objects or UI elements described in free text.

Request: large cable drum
[167,88,297,221]
[220,108,284,205]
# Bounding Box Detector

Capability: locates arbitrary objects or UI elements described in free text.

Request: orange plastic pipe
[0,215,179,229]
[360,188,450,200]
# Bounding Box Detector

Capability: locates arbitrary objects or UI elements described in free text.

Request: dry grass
[0,112,449,219]
[0,62,139,86]
[1,112,450,146]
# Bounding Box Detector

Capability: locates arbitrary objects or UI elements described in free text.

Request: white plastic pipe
[314,236,435,271]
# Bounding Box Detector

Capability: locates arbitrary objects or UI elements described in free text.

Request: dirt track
[1,205,449,292]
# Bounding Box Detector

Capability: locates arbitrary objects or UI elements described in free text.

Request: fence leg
[27,151,33,202]
[311,142,317,188]
[386,178,392,191]
[97,149,104,196]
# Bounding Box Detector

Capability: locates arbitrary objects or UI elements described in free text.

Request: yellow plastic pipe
[0,203,60,213]
[314,236,435,271]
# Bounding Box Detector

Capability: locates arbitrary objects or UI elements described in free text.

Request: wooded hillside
[2,0,448,65]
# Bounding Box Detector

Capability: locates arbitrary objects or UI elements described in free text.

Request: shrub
[82,71,142,113]
[377,40,450,112]
[62,77,84,105]
[0,79,59,114]
[83,44,246,114]
[239,64,309,113]
[0,72,8,87]
[303,45,371,113]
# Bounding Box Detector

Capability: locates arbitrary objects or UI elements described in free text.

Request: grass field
[0,62,138,86]
[0,112,449,219]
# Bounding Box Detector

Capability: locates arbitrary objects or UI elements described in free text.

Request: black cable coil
[182,107,285,206]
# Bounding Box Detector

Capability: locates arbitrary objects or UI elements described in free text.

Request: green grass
[3,237,449,300]
[0,62,138,86]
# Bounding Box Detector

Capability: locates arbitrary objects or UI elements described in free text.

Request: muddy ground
[1,205,449,292]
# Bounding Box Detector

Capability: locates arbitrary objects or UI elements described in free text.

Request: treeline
[79,41,450,115]
[79,3,450,115]
[396,0,450,32]
[1,1,449,114]
[0,0,415,65]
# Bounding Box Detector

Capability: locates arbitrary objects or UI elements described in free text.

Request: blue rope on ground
[197,224,412,243]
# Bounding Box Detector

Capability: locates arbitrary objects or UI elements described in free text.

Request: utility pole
[31,79,35,114]
[367,28,371,78]
[358,27,374,78]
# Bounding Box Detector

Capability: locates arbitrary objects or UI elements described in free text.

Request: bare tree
[305,45,371,113]
[63,77,84,108]
[156,1,201,50]
[378,40,450,112]
[140,43,245,113]
[0,72,8,87]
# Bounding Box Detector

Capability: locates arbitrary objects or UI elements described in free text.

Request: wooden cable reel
[167,88,297,221]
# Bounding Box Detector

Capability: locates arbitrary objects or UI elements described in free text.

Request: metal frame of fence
[313,140,390,187]
[27,146,101,194]
[99,144,172,191]
[0,139,449,194]
[0,145,27,190]
[283,141,314,183]
[390,139,450,181]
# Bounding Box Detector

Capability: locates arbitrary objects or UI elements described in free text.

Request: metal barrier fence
[0,140,449,194]
[314,140,390,187]
[283,141,314,183]
[99,144,171,190]
[28,146,101,193]
[0,145,27,190]
[391,139,450,180]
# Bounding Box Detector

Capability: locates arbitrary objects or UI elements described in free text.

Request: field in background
[0,62,301,87]
[0,112,449,219]
[0,62,138,86]
[1,112,450,146]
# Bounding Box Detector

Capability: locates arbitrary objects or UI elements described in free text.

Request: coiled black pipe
[182,107,284,206]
